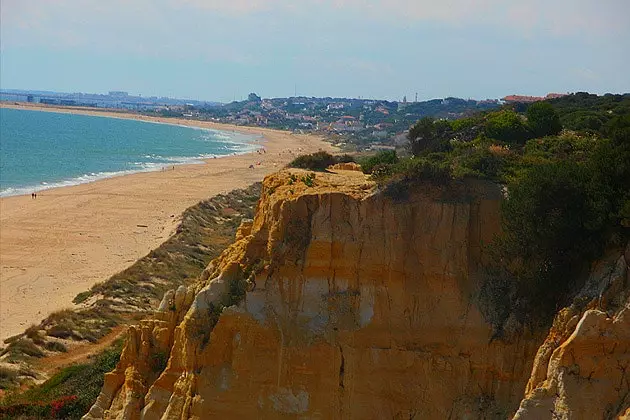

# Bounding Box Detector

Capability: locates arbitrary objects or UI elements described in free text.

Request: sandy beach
[0,103,334,342]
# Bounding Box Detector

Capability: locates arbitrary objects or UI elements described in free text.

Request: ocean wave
[0,169,139,197]
[0,148,258,198]
[0,117,261,198]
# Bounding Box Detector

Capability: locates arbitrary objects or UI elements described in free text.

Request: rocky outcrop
[85,284,196,420]
[513,245,630,420]
[85,169,547,419]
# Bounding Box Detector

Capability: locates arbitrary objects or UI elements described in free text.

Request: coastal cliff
[84,168,629,419]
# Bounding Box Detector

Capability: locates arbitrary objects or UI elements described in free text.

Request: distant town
[0,89,568,151]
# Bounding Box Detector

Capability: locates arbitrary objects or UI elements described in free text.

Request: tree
[527,102,562,137]
[484,110,531,145]
[407,117,452,156]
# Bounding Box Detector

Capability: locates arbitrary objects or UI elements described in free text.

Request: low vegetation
[289,151,354,171]
[0,341,122,419]
[358,149,399,174]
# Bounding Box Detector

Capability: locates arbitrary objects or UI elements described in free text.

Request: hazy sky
[1,0,629,102]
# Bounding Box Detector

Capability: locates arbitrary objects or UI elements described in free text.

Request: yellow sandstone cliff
[83,169,629,419]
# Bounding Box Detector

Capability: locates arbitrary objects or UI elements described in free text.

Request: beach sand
[0,103,334,342]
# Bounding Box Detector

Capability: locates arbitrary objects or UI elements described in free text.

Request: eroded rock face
[86,169,546,419]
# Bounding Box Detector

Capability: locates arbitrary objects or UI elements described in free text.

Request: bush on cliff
[480,160,607,331]
[526,101,562,138]
[289,151,354,171]
[483,109,532,145]
[407,117,453,155]
[359,150,398,174]
[374,157,453,200]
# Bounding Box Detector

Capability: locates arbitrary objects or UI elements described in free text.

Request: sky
[1,0,629,103]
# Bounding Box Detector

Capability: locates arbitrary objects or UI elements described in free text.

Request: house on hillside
[326,103,346,111]
[329,115,363,132]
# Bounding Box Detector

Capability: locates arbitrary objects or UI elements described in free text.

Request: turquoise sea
[0,108,258,197]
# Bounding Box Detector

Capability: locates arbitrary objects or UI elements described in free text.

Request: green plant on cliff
[0,340,122,419]
[407,116,454,155]
[289,151,354,171]
[526,101,562,138]
[377,157,452,200]
[301,172,316,187]
[480,161,605,331]
[358,149,399,174]
[483,109,532,145]
[193,264,251,351]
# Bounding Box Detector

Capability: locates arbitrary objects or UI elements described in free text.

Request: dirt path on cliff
[36,326,127,375]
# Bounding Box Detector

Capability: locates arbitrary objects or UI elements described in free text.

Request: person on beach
[31,193,35,199]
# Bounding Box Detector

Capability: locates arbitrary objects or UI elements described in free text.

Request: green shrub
[359,150,398,174]
[479,160,612,331]
[526,102,562,137]
[1,342,122,419]
[2,339,45,359]
[523,133,597,164]
[301,172,316,187]
[0,366,18,390]
[73,291,90,305]
[562,111,606,132]
[47,324,74,339]
[484,109,531,145]
[452,147,507,180]
[289,151,336,171]
[450,115,482,132]
[44,341,68,353]
[24,325,45,345]
[408,117,453,155]
[375,157,452,200]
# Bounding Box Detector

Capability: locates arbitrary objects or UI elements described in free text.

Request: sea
[0,107,259,197]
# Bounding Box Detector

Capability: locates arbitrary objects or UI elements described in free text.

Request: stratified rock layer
[85,169,553,419]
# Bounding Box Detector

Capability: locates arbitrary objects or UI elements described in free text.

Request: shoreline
[0,102,269,198]
[0,102,335,342]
